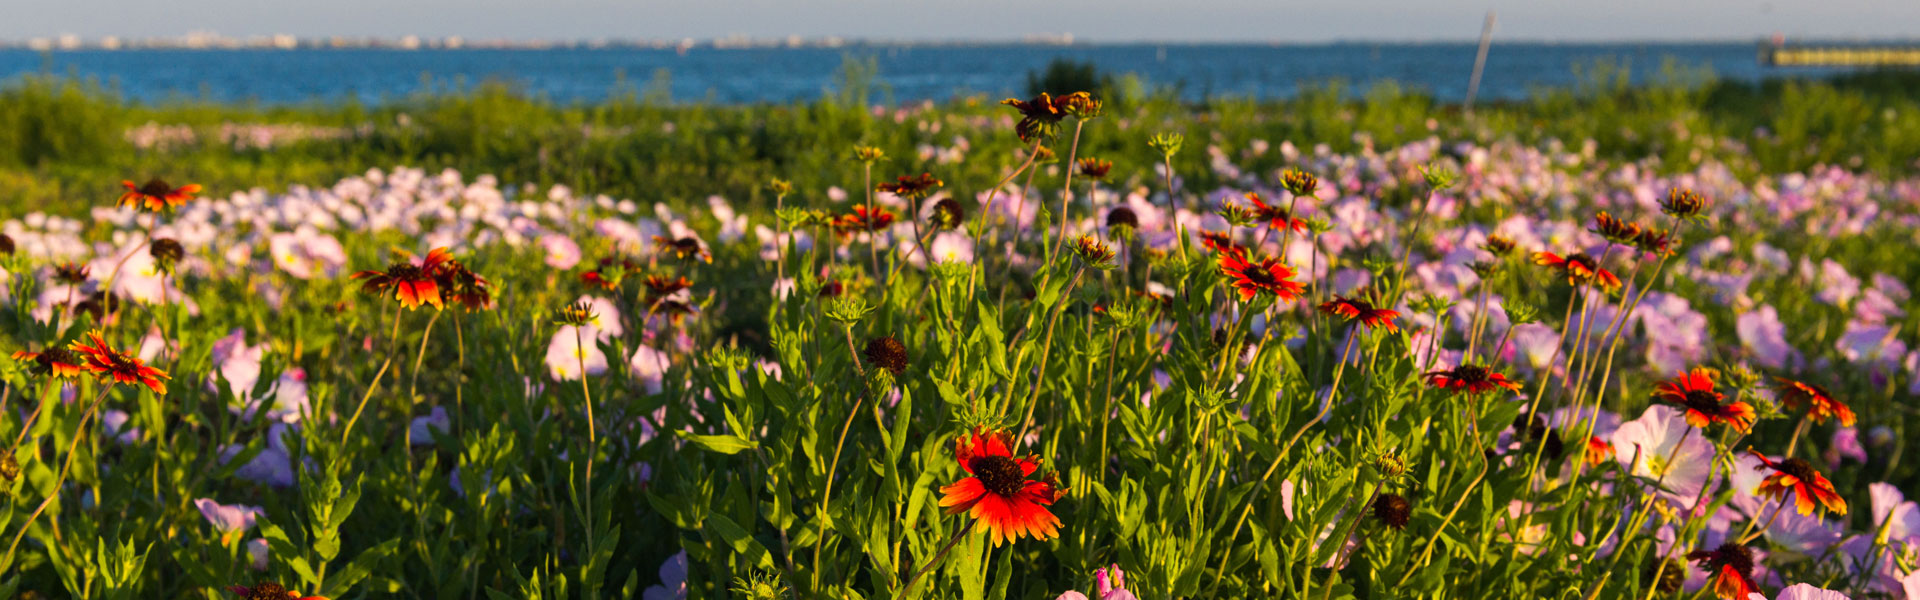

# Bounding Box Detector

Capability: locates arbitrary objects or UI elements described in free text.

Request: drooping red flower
[1632,227,1676,257]
[832,206,896,237]
[1217,252,1303,303]
[1069,235,1117,269]
[351,247,453,310]
[1481,234,1517,256]
[118,178,202,213]
[1661,188,1709,221]
[1000,92,1094,141]
[1748,449,1847,516]
[1583,436,1614,467]
[937,427,1063,547]
[579,256,641,290]
[652,300,696,325]
[1076,157,1112,180]
[434,258,492,311]
[1685,543,1758,600]
[876,173,944,200]
[12,348,85,379]
[1532,251,1623,291]
[1773,378,1854,427]
[642,274,693,301]
[1318,295,1400,332]
[227,582,328,600]
[1651,368,1755,433]
[1244,193,1307,233]
[70,329,170,395]
[1423,364,1521,395]
[1199,231,1244,257]
[1588,211,1644,246]
[52,261,91,284]
[652,235,712,263]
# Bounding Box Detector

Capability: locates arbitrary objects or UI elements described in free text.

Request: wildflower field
[3,70,1920,599]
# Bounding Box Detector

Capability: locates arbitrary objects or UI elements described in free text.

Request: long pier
[1760,43,1920,67]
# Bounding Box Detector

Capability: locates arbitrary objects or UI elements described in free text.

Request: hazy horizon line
[7,35,1920,48]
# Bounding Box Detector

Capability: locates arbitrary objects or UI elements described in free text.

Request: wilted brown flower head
[53,261,90,284]
[863,336,909,375]
[652,235,712,263]
[1481,234,1517,256]
[931,199,966,231]
[877,173,943,200]
[1002,92,1095,141]
[1076,158,1112,180]
[1106,206,1139,232]
[1372,493,1412,530]
[149,238,186,273]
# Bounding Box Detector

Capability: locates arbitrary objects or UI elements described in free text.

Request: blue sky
[7,0,1917,42]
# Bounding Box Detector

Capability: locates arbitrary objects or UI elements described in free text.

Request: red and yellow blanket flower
[1651,368,1755,433]
[937,427,1063,547]
[71,329,170,395]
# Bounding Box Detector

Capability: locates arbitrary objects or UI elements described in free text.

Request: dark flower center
[38,348,79,368]
[1681,390,1722,413]
[387,264,424,280]
[1642,557,1685,593]
[862,336,909,375]
[137,178,173,196]
[1372,493,1412,530]
[1454,365,1490,383]
[1775,458,1818,482]
[150,238,185,263]
[674,237,700,252]
[969,455,1027,498]
[1106,206,1139,229]
[244,582,288,600]
[1242,264,1277,285]
[1700,543,1755,576]
[933,199,965,227]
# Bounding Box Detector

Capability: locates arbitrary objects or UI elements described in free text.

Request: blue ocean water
[0,43,1851,105]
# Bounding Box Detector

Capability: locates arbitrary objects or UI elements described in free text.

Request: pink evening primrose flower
[1611,405,1717,509]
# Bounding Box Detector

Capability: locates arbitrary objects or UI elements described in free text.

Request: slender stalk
[814,324,873,591]
[1013,268,1086,447]
[1576,427,1699,600]
[892,524,971,600]
[1046,120,1087,266]
[1211,333,1363,594]
[1096,327,1122,486]
[864,162,881,281]
[2,385,113,568]
[1320,479,1382,600]
[1397,398,1491,585]
[1783,416,1810,459]
[574,324,598,537]
[967,138,1046,304]
[9,380,53,451]
[341,302,404,446]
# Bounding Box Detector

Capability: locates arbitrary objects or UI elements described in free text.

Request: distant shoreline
[8,38,1920,52]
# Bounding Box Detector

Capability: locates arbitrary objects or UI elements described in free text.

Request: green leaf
[703,513,776,570]
[321,537,400,597]
[676,430,757,455]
